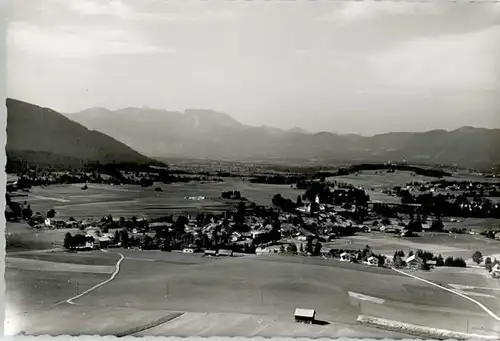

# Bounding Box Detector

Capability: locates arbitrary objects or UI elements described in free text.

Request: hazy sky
[6,0,500,135]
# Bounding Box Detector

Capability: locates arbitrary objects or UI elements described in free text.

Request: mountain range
[5,98,157,168]
[66,106,500,170]
[5,99,500,170]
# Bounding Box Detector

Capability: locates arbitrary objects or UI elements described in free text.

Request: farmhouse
[364,256,378,266]
[491,264,500,278]
[406,254,423,270]
[149,222,170,229]
[427,260,437,269]
[204,249,217,257]
[294,308,316,324]
[340,252,351,262]
[218,249,233,257]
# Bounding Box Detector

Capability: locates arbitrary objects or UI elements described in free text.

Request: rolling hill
[66,106,500,170]
[5,98,159,168]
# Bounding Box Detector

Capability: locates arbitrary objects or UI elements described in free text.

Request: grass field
[325,232,500,261]
[5,172,500,337]
[14,179,302,219]
[5,248,500,337]
[445,218,500,233]
[5,222,78,252]
[327,170,437,190]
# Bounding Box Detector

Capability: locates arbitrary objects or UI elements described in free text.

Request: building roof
[406,254,423,263]
[294,308,315,318]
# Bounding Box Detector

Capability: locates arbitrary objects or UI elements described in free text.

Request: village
[8,175,500,279]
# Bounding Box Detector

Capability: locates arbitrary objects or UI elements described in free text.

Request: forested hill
[6,98,162,169]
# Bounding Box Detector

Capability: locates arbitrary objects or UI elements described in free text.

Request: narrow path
[391,267,500,322]
[52,252,125,306]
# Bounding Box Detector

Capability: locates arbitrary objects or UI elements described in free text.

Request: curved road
[64,252,125,305]
[392,267,500,323]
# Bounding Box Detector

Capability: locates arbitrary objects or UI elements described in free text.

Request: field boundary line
[450,284,500,292]
[52,252,124,306]
[115,312,184,337]
[357,315,499,340]
[391,267,500,322]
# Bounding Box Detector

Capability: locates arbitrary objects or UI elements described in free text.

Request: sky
[6,0,500,135]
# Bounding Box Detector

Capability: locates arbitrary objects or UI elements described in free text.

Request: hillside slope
[6,98,157,168]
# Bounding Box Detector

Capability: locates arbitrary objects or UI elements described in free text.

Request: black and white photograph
[4,0,500,338]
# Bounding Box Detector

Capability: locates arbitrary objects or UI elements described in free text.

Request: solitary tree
[485,257,493,272]
[47,209,56,218]
[435,254,444,266]
[313,241,323,256]
[472,251,483,265]
[306,238,313,254]
[297,195,303,206]
[22,205,33,219]
[64,232,73,249]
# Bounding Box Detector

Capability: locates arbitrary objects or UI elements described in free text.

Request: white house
[297,234,308,241]
[364,256,378,266]
[256,247,272,255]
[491,264,500,278]
[340,252,351,262]
[204,249,217,257]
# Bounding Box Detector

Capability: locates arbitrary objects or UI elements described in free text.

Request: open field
[5,222,77,252]
[329,170,500,189]
[5,171,500,337]
[444,218,500,233]
[325,232,500,260]
[328,170,439,190]
[5,249,500,337]
[13,179,302,219]
[9,250,120,266]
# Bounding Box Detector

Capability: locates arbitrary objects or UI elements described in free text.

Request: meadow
[16,179,302,220]
[6,250,499,337]
[325,232,500,262]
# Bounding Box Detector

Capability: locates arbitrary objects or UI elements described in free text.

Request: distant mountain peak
[56,101,500,169]
[453,126,484,133]
[289,127,309,134]
[184,109,241,127]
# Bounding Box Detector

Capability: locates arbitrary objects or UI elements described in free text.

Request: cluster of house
[83,228,115,249]
[391,181,500,196]
[337,251,429,269]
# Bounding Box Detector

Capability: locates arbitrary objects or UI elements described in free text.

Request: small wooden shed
[294,308,316,324]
